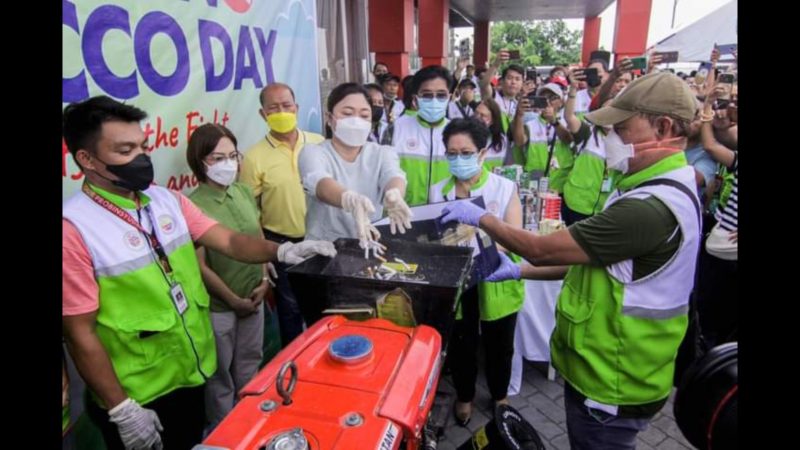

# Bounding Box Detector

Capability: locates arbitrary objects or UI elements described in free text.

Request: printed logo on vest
[406,137,418,151]
[123,231,145,250]
[487,200,501,216]
[159,215,176,234]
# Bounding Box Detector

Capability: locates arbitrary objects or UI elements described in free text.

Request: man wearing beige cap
[439,72,702,449]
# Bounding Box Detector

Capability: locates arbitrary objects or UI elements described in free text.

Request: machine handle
[277,360,298,405]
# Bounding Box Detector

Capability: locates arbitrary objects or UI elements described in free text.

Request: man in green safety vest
[439,72,702,449]
[62,96,335,450]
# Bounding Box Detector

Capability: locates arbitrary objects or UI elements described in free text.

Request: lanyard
[498,90,516,115]
[544,123,558,177]
[81,184,173,276]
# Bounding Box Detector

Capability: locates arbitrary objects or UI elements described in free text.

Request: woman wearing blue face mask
[430,118,524,426]
[186,124,276,431]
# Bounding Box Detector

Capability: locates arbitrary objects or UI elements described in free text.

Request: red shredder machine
[194,238,474,450]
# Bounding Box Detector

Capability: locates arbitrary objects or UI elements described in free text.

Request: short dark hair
[373,61,388,72]
[186,124,238,184]
[467,64,475,70]
[378,73,401,85]
[412,65,453,93]
[588,59,609,73]
[402,75,416,110]
[259,83,296,106]
[502,64,525,79]
[327,82,371,113]
[363,83,384,96]
[442,117,490,151]
[63,95,147,158]
[457,79,477,90]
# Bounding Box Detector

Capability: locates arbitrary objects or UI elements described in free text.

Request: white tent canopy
[651,1,737,62]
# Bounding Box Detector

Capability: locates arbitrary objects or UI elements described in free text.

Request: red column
[613,0,652,64]
[473,20,490,69]
[582,16,601,66]
[418,0,450,68]
[369,0,413,78]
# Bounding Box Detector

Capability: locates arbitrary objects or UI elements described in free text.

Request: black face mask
[371,105,384,123]
[97,153,155,192]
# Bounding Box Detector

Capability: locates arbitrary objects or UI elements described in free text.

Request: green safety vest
[391,115,450,206]
[433,170,524,321]
[552,153,700,406]
[63,185,217,406]
[523,117,574,193]
[563,127,619,215]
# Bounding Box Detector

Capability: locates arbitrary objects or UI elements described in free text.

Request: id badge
[601,177,612,193]
[169,283,189,315]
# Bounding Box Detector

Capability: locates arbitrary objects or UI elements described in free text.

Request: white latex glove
[341,190,381,248]
[383,188,413,234]
[264,262,278,287]
[277,240,337,265]
[108,398,163,450]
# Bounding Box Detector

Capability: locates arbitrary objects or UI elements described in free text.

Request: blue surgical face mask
[448,153,482,180]
[417,97,448,123]
[523,111,538,123]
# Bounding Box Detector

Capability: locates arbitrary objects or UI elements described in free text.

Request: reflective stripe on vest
[63,186,217,405]
[391,115,450,205]
[551,161,700,406]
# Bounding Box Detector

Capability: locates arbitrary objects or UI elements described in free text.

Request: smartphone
[526,68,537,81]
[583,68,601,88]
[716,43,737,55]
[507,49,521,60]
[528,95,549,109]
[714,99,730,110]
[695,61,713,85]
[630,56,647,70]
[655,51,679,63]
[718,73,735,83]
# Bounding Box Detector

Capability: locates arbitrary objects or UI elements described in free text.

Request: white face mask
[206,159,238,186]
[333,116,372,147]
[603,129,635,174]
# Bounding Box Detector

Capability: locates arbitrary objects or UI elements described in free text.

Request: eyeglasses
[205,152,242,164]
[446,152,478,160]
[544,95,561,103]
[418,92,450,101]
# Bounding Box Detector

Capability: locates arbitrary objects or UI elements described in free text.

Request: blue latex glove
[485,252,522,282]
[440,201,488,227]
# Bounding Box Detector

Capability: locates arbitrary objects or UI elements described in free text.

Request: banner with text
[63,0,322,199]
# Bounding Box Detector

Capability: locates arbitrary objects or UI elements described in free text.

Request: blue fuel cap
[329,335,373,364]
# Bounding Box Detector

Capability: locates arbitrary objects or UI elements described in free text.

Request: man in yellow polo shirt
[240,83,325,348]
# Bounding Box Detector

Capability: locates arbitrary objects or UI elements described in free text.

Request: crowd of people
[63,36,737,450]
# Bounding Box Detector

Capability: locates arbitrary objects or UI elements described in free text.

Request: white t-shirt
[299,140,406,241]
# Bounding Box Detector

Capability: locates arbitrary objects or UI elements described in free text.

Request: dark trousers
[263,228,306,347]
[564,383,654,450]
[695,234,738,347]
[86,385,205,450]
[561,199,592,227]
[450,287,518,402]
